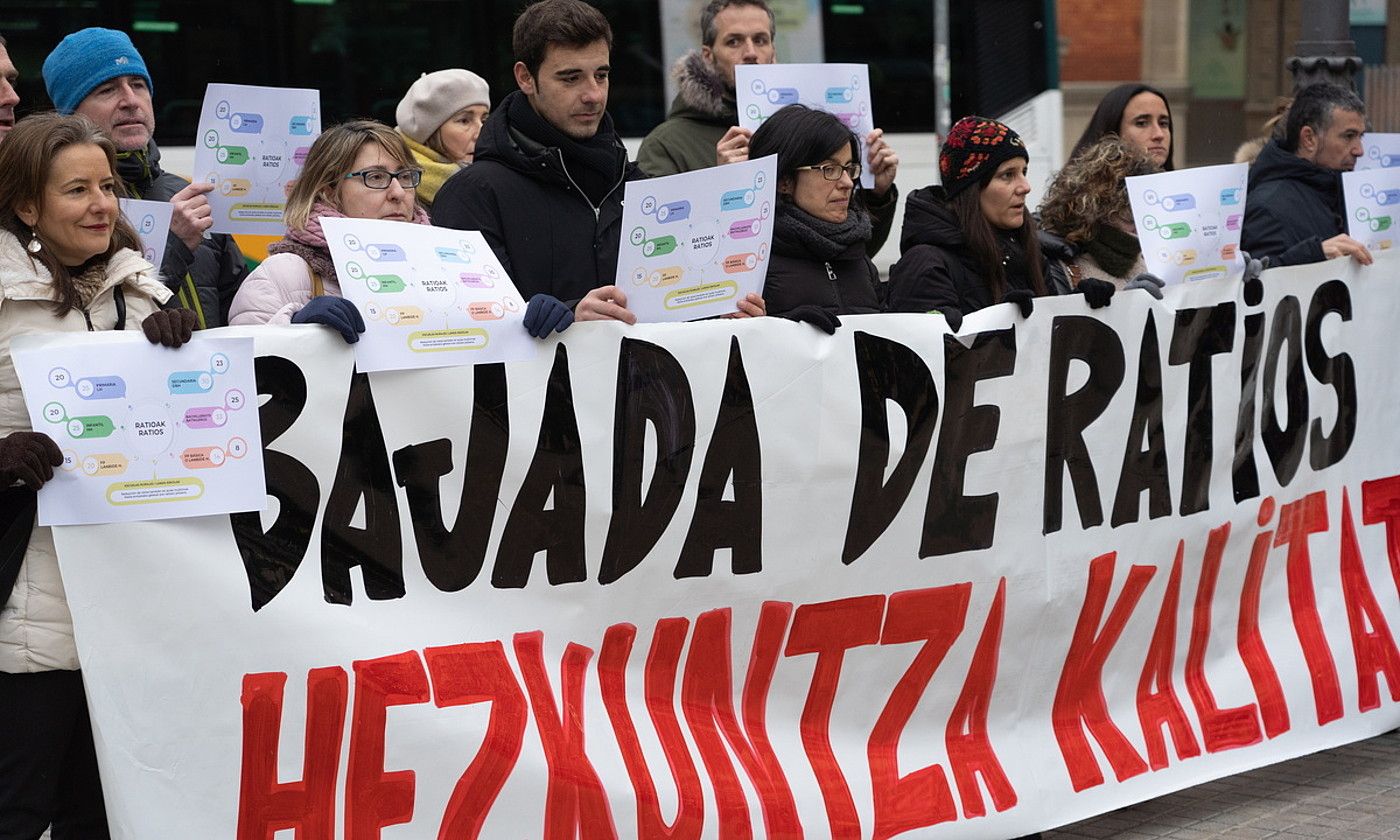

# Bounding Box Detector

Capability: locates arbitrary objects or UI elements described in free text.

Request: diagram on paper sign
[340,233,523,353]
[39,352,249,507]
[625,168,771,313]
[1341,168,1400,251]
[1138,180,1243,284]
[744,73,867,130]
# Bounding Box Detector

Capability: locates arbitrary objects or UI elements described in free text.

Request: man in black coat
[42,28,246,328]
[1242,82,1373,268]
[432,0,645,325]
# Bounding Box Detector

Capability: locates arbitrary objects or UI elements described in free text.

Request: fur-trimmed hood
[668,50,737,123]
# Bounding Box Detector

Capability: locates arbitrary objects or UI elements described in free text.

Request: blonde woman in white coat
[0,113,197,838]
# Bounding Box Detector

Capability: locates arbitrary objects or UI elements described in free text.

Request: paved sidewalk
[1046,729,1400,839]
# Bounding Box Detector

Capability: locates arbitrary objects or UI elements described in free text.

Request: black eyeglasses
[796,161,862,181]
[342,168,423,189]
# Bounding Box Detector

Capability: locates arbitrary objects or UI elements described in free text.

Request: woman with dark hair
[888,116,1091,330]
[0,112,195,838]
[747,104,881,328]
[1069,82,1175,170]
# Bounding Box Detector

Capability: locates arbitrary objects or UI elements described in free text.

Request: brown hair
[700,0,775,46]
[284,119,418,231]
[1039,136,1157,246]
[0,113,141,315]
[513,0,612,80]
[949,182,1046,301]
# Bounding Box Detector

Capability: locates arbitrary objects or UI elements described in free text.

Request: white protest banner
[51,260,1400,838]
[193,83,321,235]
[1128,163,1248,286]
[1342,167,1400,253]
[1356,132,1400,170]
[12,332,263,525]
[118,198,173,266]
[616,155,777,322]
[321,218,537,371]
[736,63,876,188]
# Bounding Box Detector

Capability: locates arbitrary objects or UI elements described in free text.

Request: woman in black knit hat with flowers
[888,116,1105,330]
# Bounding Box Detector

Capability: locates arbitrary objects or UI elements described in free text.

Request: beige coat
[0,231,169,673]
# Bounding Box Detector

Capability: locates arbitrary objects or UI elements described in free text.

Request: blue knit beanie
[42,28,153,115]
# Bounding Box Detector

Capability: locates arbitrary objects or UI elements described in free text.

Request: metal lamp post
[1287,0,1363,89]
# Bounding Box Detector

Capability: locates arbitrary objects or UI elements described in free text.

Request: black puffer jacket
[432,91,646,303]
[117,141,246,328]
[762,209,882,317]
[1241,139,1344,267]
[887,185,1062,316]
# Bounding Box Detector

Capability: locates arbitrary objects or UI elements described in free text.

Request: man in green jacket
[638,0,900,254]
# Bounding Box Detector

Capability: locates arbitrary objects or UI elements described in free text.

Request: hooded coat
[431,91,645,305]
[117,141,247,328]
[0,233,170,673]
[1241,139,1345,267]
[887,185,1059,316]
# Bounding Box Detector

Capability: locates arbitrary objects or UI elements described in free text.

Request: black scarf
[1082,223,1141,279]
[773,200,873,261]
[506,93,624,207]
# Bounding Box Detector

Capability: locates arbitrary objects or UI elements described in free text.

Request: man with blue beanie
[43,27,245,328]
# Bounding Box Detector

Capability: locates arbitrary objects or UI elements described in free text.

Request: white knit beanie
[395,69,491,143]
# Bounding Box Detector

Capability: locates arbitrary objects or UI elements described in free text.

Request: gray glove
[1124,272,1165,300]
[1240,249,1267,305]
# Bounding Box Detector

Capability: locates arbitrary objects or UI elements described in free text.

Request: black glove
[292,296,366,344]
[934,306,963,332]
[522,294,574,339]
[141,308,197,348]
[0,432,64,489]
[1077,276,1115,309]
[1003,289,1035,318]
[1124,272,1165,300]
[777,304,840,334]
[1037,229,1077,262]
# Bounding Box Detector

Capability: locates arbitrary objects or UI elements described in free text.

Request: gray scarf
[772,200,873,261]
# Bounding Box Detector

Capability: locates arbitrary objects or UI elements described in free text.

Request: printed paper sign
[118,198,173,266]
[1127,162,1247,286]
[616,155,777,322]
[11,333,264,526]
[1356,132,1400,171]
[192,83,320,235]
[322,218,536,371]
[1342,168,1400,252]
[736,63,875,188]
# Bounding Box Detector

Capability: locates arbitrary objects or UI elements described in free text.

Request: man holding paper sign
[637,0,899,255]
[43,28,247,329]
[1242,82,1373,268]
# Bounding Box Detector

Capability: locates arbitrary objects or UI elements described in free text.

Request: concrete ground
[1046,729,1400,839]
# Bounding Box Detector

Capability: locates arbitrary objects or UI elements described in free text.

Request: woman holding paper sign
[746,104,882,330]
[229,120,431,341]
[0,112,196,837]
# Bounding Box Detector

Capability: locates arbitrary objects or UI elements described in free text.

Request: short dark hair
[750,104,858,186]
[700,0,775,46]
[1281,82,1365,153]
[1069,83,1176,171]
[513,0,613,80]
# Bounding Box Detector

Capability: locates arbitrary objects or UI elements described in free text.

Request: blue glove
[292,295,365,344]
[522,294,574,338]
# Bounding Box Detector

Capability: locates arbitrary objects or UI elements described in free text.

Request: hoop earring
[26,230,41,254]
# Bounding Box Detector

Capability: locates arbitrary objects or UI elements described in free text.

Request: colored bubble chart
[640,195,692,224]
[1360,183,1400,206]
[1368,146,1400,168]
[105,476,207,506]
[1140,189,1197,212]
[202,129,250,165]
[1142,215,1193,240]
[214,100,265,134]
[168,352,233,395]
[1355,207,1393,233]
[180,436,251,470]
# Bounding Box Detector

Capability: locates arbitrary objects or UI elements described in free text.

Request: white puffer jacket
[0,232,169,673]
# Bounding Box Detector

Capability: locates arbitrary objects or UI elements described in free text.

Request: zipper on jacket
[554,149,604,222]
[826,261,845,309]
[80,307,95,331]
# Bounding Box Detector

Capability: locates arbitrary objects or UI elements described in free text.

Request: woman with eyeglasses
[0,113,197,838]
[745,105,883,331]
[229,120,429,340]
[888,116,1088,330]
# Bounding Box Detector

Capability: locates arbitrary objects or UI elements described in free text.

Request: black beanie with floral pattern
[939,116,1029,198]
